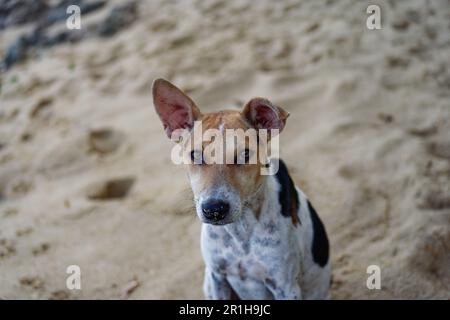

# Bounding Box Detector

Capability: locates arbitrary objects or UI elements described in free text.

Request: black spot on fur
[264,221,277,234]
[255,236,281,247]
[307,200,329,267]
[217,258,228,273]
[264,278,277,290]
[209,231,219,240]
[274,159,300,225]
[238,262,246,281]
[242,242,250,254]
[223,233,232,248]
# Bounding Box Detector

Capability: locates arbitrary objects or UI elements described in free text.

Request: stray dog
[152,78,331,299]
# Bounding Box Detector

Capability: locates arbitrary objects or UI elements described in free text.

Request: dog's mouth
[199,209,241,226]
[202,218,233,226]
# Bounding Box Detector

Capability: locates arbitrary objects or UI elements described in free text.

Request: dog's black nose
[202,199,229,222]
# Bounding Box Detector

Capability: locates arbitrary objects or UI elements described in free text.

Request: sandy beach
[0,0,449,299]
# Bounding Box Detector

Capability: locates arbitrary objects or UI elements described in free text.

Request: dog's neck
[223,175,278,245]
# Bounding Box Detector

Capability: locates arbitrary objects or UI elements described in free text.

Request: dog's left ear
[242,98,289,133]
[152,78,202,139]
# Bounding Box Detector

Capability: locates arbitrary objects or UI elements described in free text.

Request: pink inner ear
[161,104,193,133]
[153,81,197,138]
[253,105,283,130]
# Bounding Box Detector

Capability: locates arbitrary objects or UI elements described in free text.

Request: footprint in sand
[37,127,125,178]
[0,152,14,166]
[88,128,124,154]
[337,163,361,180]
[304,21,321,33]
[19,276,44,290]
[49,290,70,300]
[0,238,16,259]
[0,165,32,200]
[2,207,18,218]
[85,177,135,200]
[149,18,177,32]
[418,189,450,210]
[7,178,34,198]
[16,227,33,237]
[407,124,438,137]
[385,55,410,69]
[426,140,450,160]
[417,138,450,210]
[391,17,410,31]
[20,131,33,143]
[31,243,50,256]
[408,226,450,281]
[35,131,93,177]
[29,97,53,120]
[343,187,390,238]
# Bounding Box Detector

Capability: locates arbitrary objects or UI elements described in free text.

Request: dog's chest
[203,220,295,281]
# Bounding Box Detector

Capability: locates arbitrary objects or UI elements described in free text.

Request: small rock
[121,278,140,299]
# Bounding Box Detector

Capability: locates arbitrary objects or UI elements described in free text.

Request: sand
[0,0,449,299]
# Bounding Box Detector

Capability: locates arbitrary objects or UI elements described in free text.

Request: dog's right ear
[152,78,201,139]
[242,97,289,133]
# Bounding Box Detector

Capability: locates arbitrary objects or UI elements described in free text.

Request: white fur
[200,174,331,300]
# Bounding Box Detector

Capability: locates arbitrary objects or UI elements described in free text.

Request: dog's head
[152,79,289,225]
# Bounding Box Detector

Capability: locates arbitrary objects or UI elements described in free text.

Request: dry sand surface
[0,0,450,299]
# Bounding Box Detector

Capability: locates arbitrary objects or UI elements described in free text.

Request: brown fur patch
[187,110,266,219]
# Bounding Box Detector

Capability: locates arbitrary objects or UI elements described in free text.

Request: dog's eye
[243,149,251,163]
[191,150,204,165]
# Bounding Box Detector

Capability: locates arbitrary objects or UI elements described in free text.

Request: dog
[152,78,331,299]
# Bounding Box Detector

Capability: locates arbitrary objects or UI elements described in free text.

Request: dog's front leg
[265,275,303,300]
[203,268,238,300]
